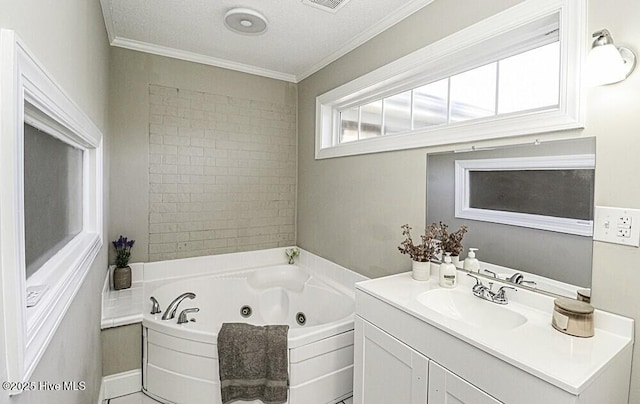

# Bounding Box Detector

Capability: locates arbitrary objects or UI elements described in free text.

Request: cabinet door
[428,361,502,404]
[354,316,429,404]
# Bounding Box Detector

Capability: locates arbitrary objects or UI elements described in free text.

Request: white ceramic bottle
[439,253,457,288]
[463,248,480,273]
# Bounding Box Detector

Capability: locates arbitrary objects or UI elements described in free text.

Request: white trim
[97,379,105,404]
[109,37,299,83]
[314,0,586,159]
[0,30,104,392]
[454,155,595,236]
[99,0,116,44]
[103,369,142,400]
[98,0,433,83]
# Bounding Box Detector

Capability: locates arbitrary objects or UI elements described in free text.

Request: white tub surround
[354,271,633,404]
[100,247,367,404]
[102,264,145,328]
[101,247,365,328]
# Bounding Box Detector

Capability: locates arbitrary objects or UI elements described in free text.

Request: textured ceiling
[100,0,433,82]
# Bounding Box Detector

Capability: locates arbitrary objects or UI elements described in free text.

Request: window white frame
[315,0,586,159]
[454,155,595,236]
[0,30,103,390]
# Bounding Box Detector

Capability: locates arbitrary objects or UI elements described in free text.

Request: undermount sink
[416,288,528,330]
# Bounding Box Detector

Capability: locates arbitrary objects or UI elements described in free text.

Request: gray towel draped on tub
[217,323,289,404]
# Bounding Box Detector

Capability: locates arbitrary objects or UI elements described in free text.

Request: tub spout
[285,248,300,264]
[162,292,196,320]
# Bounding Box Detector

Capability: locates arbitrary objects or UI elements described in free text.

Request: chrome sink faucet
[467,274,516,305]
[505,272,537,287]
[162,292,196,320]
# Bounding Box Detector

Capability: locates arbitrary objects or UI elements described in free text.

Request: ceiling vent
[301,0,351,13]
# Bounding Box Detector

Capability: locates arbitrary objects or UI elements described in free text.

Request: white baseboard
[102,369,142,400]
[97,380,105,404]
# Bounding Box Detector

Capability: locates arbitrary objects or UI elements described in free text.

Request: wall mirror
[426,137,595,299]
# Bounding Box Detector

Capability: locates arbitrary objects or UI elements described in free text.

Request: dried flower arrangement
[431,222,468,256]
[398,224,441,262]
[112,235,135,268]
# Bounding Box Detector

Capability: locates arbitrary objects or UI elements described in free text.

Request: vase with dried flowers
[112,235,135,290]
[398,224,441,281]
[431,222,468,267]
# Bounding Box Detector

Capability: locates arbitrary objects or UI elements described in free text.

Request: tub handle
[150,296,162,315]
[177,307,199,325]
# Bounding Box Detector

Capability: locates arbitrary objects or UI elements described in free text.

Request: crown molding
[110,37,298,83]
[100,0,434,83]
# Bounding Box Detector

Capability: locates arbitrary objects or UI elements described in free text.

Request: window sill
[316,107,582,159]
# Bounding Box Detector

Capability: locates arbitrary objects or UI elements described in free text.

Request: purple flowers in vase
[112,235,135,269]
[112,235,135,290]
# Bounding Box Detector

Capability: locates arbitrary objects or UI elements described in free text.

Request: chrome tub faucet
[177,307,199,324]
[162,292,196,320]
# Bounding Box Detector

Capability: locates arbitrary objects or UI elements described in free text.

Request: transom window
[315,0,585,159]
[338,41,560,143]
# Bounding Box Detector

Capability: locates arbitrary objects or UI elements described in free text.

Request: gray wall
[298,0,640,401]
[298,0,523,279]
[0,0,110,403]
[427,139,594,287]
[102,325,141,376]
[109,47,297,264]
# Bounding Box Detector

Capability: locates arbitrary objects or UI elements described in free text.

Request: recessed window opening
[0,29,104,387]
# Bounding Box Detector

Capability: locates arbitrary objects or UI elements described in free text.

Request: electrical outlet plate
[593,206,640,247]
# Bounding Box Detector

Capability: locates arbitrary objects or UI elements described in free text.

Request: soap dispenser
[463,248,480,273]
[439,253,457,288]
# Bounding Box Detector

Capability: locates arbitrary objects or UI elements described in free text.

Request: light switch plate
[593,206,640,247]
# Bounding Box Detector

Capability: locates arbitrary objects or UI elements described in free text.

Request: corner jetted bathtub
[142,263,356,404]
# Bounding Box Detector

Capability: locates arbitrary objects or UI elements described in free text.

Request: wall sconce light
[586,29,636,86]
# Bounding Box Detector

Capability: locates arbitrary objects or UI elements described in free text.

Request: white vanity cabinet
[354,316,428,404]
[354,273,634,404]
[428,361,501,404]
[354,316,500,404]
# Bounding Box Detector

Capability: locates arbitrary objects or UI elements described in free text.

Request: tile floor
[107,392,353,404]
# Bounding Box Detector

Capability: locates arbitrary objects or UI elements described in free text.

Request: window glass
[23,123,83,278]
[360,100,383,139]
[340,108,359,143]
[469,169,594,220]
[498,42,560,114]
[413,79,449,129]
[383,91,412,135]
[450,63,497,122]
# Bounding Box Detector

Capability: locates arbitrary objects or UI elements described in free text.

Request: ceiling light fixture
[224,8,268,36]
[586,29,636,86]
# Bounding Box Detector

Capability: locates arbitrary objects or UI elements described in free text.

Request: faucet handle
[493,285,517,304]
[483,269,497,278]
[466,273,482,285]
[150,296,161,315]
[177,307,199,324]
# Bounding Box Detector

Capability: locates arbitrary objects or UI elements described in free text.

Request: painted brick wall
[147,84,296,261]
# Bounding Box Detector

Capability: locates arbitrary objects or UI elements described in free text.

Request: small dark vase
[113,266,132,290]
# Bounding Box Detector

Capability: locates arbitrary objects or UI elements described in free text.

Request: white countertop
[356,271,634,395]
